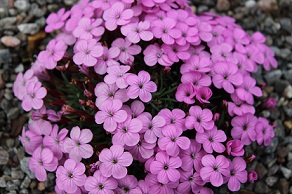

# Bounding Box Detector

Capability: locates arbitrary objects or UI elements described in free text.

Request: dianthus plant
[14,0,278,193]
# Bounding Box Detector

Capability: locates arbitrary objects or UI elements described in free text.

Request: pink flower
[126,71,157,102]
[226,157,247,191]
[181,71,212,89]
[262,44,277,71]
[19,127,43,155]
[161,43,190,62]
[228,93,255,116]
[212,61,243,93]
[150,151,182,184]
[121,21,153,43]
[255,117,274,146]
[38,39,67,69]
[247,170,258,183]
[94,47,120,75]
[175,82,196,104]
[179,139,206,171]
[99,145,133,179]
[200,154,230,187]
[158,108,186,131]
[138,114,166,144]
[115,175,142,194]
[63,126,94,161]
[158,125,190,156]
[143,43,172,67]
[207,25,225,47]
[122,100,145,118]
[185,106,214,133]
[55,185,81,194]
[29,147,58,181]
[235,75,262,104]
[145,174,178,194]
[95,99,127,132]
[92,0,117,10]
[177,171,205,193]
[226,139,245,157]
[210,43,233,62]
[73,17,104,40]
[196,87,212,104]
[240,45,265,72]
[111,38,141,64]
[73,39,103,67]
[224,28,249,51]
[45,8,70,32]
[103,2,133,31]
[84,170,118,194]
[176,23,199,45]
[151,18,181,45]
[195,21,212,42]
[196,127,227,153]
[56,159,86,193]
[180,55,212,74]
[22,81,47,111]
[28,119,52,136]
[104,65,131,89]
[13,70,38,100]
[231,113,257,145]
[112,115,143,146]
[263,97,277,110]
[43,125,68,160]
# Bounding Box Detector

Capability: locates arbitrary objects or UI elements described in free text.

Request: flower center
[98,184,104,190]
[68,173,74,178]
[164,165,168,170]
[191,153,196,159]
[209,137,214,142]
[112,159,118,164]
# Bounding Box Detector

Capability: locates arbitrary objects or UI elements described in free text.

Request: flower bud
[213,113,220,122]
[246,154,256,163]
[248,170,258,183]
[263,97,277,110]
[226,139,244,156]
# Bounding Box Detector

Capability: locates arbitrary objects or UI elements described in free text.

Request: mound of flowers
[13,0,278,193]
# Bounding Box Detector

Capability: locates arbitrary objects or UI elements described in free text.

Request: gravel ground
[0,0,291,193]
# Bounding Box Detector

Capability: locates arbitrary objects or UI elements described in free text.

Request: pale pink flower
[115,175,142,194]
[22,81,47,111]
[45,8,70,32]
[181,71,212,89]
[255,117,274,146]
[104,65,131,89]
[111,38,141,64]
[161,43,190,63]
[261,44,278,71]
[103,2,134,31]
[180,55,212,74]
[175,82,196,104]
[210,43,233,62]
[28,119,52,136]
[13,70,38,100]
[94,47,120,75]
[92,0,117,10]
[175,23,199,45]
[196,87,213,104]
[121,21,153,43]
[143,43,172,67]
[145,173,178,194]
[236,75,262,104]
[226,157,247,191]
[195,21,212,42]
[122,100,145,118]
[185,106,214,133]
[228,93,255,116]
[73,17,104,40]
[177,170,205,193]
[19,127,43,155]
[158,108,186,131]
[226,139,245,157]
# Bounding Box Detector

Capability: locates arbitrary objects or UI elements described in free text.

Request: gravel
[0,0,291,193]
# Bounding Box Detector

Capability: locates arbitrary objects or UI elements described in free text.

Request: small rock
[11,170,24,180]
[283,105,292,117]
[283,85,292,98]
[274,80,289,94]
[17,23,40,35]
[6,181,18,190]
[20,176,31,189]
[216,0,230,11]
[19,189,28,194]
[256,163,268,179]
[245,0,256,8]
[0,177,6,187]
[288,152,292,160]
[277,146,289,158]
[258,0,278,12]
[254,181,269,194]
[280,18,292,33]
[6,138,14,148]
[38,182,45,191]
[265,137,278,153]
[7,107,19,120]
[14,0,30,11]
[278,178,289,194]
[268,165,279,175]
[283,70,292,84]
[0,17,17,27]
[264,70,282,85]
[266,176,278,186]
[0,36,20,47]
[0,148,9,165]
[20,158,35,179]
[280,166,292,179]
[0,49,12,64]
[14,64,24,73]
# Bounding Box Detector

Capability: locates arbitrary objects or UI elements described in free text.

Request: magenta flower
[73,17,104,40]
[138,114,166,144]
[45,8,70,32]
[92,0,117,10]
[212,61,243,93]
[262,44,278,71]
[235,75,262,104]
[28,119,52,136]
[226,157,247,191]
[56,159,86,193]
[94,47,120,75]
[111,38,141,64]
[228,93,255,116]
[150,151,182,184]
[185,106,214,133]
[180,55,212,74]
[43,125,68,160]
[84,170,118,194]
[196,127,227,153]
[179,139,206,172]
[177,171,205,193]
[95,99,127,132]
[29,147,58,181]
[176,23,199,45]
[231,113,257,145]
[158,125,190,156]
[247,170,258,183]
[63,126,94,161]
[145,173,178,194]
[38,39,67,69]
[263,97,277,110]
[104,65,131,89]
[99,145,133,179]
[158,108,186,131]
[143,43,172,67]
[73,39,103,67]
[122,100,145,118]
[55,185,81,194]
[200,154,230,187]
[22,81,47,111]
[224,28,250,51]
[210,43,233,62]
[112,115,143,146]
[121,21,153,43]
[195,21,212,42]
[226,139,245,157]
[240,45,265,72]
[151,18,181,45]
[19,127,43,155]
[115,175,142,194]
[103,2,133,31]
[207,25,225,47]
[255,117,275,146]
[126,71,157,102]
[13,70,38,100]
[175,82,196,104]
[196,87,213,104]
[181,71,212,89]
[161,43,190,62]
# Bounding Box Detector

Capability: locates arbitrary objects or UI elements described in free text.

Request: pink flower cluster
[14,0,278,193]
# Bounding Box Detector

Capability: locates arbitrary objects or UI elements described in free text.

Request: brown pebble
[30,181,37,189]
[38,182,46,191]
[0,36,21,47]
[258,0,278,12]
[0,148,9,165]
[27,31,46,53]
[284,121,292,129]
[216,0,230,11]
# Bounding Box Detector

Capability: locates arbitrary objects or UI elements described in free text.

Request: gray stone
[0,177,6,187]
[288,152,292,160]
[280,166,292,179]
[280,18,292,33]
[256,163,268,179]
[11,170,24,180]
[6,181,18,190]
[0,49,12,64]
[264,70,282,85]
[0,17,17,27]
[17,23,40,35]
[283,105,292,117]
[266,176,278,186]
[254,181,269,194]
[245,0,256,8]
[20,158,35,179]
[278,178,289,194]
[274,80,289,94]
[7,107,19,120]
[8,8,18,16]
[6,138,14,148]
[7,191,17,194]
[0,148,9,165]
[20,176,30,189]
[31,3,45,17]
[268,165,279,175]
[19,189,28,194]
[216,0,230,11]
[284,85,292,98]
[35,17,46,28]
[265,137,278,153]
[283,70,292,83]
[287,160,292,170]
[14,0,30,11]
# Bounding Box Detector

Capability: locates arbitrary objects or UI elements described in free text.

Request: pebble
[284,85,292,98]
[20,158,35,179]
[280,18,292,33]
[1,36,21,47]
[11,169,24,180]
[265,137,279,153]
[0,177,6,188]
[17,23,40,35]
[0,49,12,64]
[278,178,289,194]
[14,0,30,11]
[20,176,31,189]
[0,148,9,165]
[0,17,17,27]
[275,80,290,94]
[258,0,278,12]
[254,181,269,194]
[266,176,278,186]
[216,0,230,11]
[264,70,282,85]
[37,182,45,191]
[245,0,256,8]
[280,166,292,179]
[256,163,268,179]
